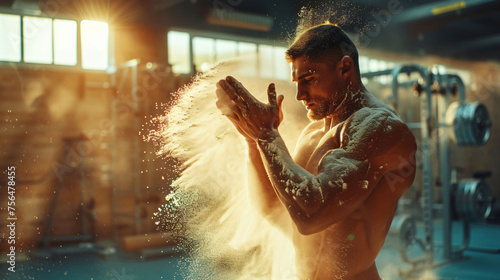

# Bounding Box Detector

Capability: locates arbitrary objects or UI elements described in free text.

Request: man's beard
[307,97,336,121]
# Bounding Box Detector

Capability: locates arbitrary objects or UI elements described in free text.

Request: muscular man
[216,24,416,280]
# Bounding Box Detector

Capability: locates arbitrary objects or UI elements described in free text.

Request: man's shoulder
[341,106,412,150]
[350,105,400,123]
[345,107,401,134]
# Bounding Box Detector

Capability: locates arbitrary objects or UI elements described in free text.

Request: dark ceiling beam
[152,0,189,11]
[206,8,274,32]
[393,0,500,23]
[0,0,14,7]
[349,0,411,9]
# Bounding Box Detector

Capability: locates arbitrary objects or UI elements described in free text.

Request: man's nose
[295,86,307,101]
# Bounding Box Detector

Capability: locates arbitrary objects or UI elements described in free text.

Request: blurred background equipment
[363,63,497,279]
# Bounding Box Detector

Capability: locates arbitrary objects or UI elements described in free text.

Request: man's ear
[339,55,353,79]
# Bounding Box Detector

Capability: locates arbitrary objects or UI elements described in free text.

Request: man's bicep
[366,117,417,176]
[314,149,377,221]
[317,117,416,203]
[293,149,379,234]
[315,110,396,196]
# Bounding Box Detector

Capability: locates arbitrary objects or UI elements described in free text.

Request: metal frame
[363,64,435,263]
[110,59,143,240]
[41,137,96,250]
[361,64,471,274]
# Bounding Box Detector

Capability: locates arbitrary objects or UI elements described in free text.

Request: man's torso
[290,102,412,279]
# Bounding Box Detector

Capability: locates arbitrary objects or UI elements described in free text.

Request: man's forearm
[256,129,324,216]
[247,141,283,212]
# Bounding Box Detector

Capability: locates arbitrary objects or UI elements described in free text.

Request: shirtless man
[215,24,417,280]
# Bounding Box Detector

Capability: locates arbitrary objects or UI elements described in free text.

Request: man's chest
[293,122,345,173]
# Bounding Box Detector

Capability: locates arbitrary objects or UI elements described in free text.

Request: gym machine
[24,135,100,258]
[361,64,494,276]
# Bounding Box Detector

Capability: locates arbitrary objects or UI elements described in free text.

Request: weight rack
[361,64,494,276]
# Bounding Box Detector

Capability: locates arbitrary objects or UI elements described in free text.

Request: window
[81,20,109,70]
[238,42,257,76]
[193,37,215,72]
[361,57,395,84]
[359,56,369,74]
[215,39,237,61]
[23,16,53,64]
[238,42,257,56]
[0,13,110,70]
[0,14,21,62]
[168,30,290,80]
[377,60,389,84]
[258,44,274,79]
[168,31,190,74]
[54,19,77,66]
[273,46,289,80]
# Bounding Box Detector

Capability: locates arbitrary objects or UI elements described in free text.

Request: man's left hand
[216,76,284,142]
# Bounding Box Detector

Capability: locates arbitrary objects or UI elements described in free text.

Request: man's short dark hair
[286,23,360,75]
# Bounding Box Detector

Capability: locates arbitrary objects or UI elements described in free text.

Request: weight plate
[454,102,492,146]
[454,179,493,221]
[389,215,416,249]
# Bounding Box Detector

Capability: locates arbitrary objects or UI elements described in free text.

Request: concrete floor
[1,222,499,280]
[1,250,185,280]
[377,222,500,280]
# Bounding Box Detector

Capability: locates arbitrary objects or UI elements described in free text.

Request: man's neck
[324,86,367,131]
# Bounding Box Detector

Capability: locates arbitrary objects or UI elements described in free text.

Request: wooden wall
[0,23,184,253]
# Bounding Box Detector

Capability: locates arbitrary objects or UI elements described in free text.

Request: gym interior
[0,0,499,279]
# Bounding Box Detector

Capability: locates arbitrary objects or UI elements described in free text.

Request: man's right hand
[216,79,254,142]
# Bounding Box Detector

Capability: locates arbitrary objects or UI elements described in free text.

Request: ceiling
[10,0,500,62]
[150,0,500,62]
[353,0,500,62]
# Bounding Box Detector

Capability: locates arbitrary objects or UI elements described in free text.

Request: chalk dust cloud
[148,55,307,279]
